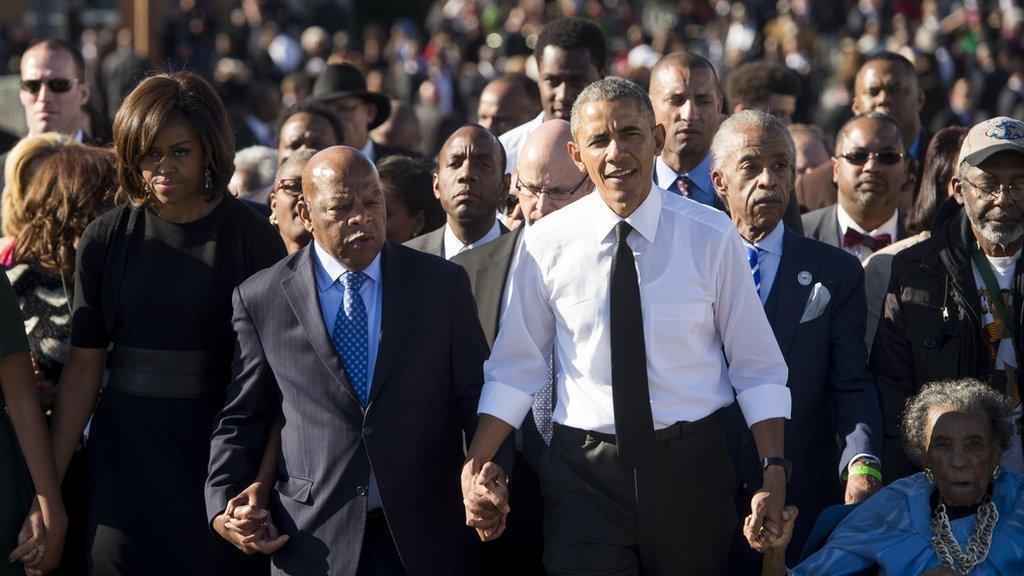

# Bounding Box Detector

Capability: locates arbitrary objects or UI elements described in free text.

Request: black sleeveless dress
[71,194,285,575]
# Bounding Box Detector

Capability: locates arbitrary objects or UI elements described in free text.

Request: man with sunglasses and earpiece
[872,116,1024,483]
[802,112,910,263]
[2,39,99,198]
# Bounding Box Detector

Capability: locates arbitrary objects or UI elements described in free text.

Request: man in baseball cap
[313,63,408,162]
[871,115,1024,480]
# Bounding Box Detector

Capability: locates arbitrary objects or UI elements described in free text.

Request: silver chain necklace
[930,496,999,574]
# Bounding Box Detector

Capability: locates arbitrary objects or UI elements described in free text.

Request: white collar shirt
[836,203,899,263]
[479,185,791,433]
[442,219,501,260]
[741,221,785,305]
[498,112,545,175]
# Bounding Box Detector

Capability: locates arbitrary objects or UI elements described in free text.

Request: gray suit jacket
[802,203,906,251]
[206,242,495,576]
[404,221,510,260]
[450,228,520,347]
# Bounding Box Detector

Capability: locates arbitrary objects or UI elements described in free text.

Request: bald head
[515,119,593,224]
[299,146,385,271]
[434,124,510,231]
[477,74,540,136]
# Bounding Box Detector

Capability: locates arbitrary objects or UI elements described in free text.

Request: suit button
[923,336,937,349]
[356,485,367,497]
[362,426,372,436]
[741,435,751,444]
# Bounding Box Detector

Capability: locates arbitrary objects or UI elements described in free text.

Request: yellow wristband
[850,465,882,483]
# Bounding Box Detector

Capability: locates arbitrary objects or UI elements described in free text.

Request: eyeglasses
[20,78,78,94]
[837,149,905,166]
[514,174,589,200]
[961,174,1024,201]
[276,179,302,197]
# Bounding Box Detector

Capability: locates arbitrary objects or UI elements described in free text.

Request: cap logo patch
[984,119,1024,141]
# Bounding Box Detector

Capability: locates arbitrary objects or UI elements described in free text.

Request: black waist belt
[556,414,715,445]
[108,346,224,399]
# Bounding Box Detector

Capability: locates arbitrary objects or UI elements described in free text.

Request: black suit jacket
[404,221,510,260]
[206,242,496,576]
[802,203,906,251]
[719,228,882,564]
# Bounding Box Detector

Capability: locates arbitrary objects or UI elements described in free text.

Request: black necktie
[609,221,656,466]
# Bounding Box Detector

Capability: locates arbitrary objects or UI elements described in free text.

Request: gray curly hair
[901,378,1014,467]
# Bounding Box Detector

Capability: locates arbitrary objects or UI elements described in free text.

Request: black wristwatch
[761,457,792,483]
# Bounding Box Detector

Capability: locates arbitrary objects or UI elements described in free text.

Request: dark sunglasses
[837,150,904,166]
[20,78,77,94]
[276,179,303,197]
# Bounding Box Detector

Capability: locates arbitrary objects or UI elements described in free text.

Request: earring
[143,183,150,194]
[269,213,278,226]
[992,466,1001,481]
[924,468,935,484]
[205,168,212,190]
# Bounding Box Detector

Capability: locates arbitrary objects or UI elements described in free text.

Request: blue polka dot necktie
[332,271,369,406]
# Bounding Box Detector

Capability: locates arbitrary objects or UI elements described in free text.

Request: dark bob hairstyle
[112,71,234,206]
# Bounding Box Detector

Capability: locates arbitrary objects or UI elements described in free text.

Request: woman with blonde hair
[1,133,72,266]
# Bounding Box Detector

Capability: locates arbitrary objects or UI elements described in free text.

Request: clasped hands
[460,460,509,542]
[214,482,289,555]
[7,495,66,576]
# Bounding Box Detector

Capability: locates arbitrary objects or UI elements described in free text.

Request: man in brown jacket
[871,117,1024,482]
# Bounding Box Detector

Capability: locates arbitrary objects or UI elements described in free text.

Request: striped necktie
[745,245,762,297]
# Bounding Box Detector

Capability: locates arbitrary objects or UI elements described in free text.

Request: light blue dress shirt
[312,241,384,508]
[653,154,717,207]
[741,221,784,305]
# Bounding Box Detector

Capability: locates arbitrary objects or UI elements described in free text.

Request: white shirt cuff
[477,381,535,429]
[735,384,791,428]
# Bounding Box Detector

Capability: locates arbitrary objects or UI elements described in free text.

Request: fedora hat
[313,63,392,129]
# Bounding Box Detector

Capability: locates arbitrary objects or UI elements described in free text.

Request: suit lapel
[764,230,817,356]
[475,229,519,347]
[427,228,445,258]
[824,204,842,249]
[368,243,415,405]
[282,247,361,406]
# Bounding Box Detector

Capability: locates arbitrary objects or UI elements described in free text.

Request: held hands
[214,482,289,555]
[743,505,798,553]
[748,466,788,545]
[8,494,67,576]
[460,460,510,542]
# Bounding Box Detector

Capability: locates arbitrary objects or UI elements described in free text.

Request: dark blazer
[206,242,494,576]
[719,228,882,566]
[802,203,906,251]
[404,221,510,260]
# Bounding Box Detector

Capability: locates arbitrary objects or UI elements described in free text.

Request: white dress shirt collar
[588,184,662,245]
[836,203,899,239]
[652,154,713,195]
[443,218,501,259]
[74,129,85,143]
[312,240,383,291]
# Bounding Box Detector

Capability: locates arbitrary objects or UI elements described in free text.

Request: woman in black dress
[49,72,285,575]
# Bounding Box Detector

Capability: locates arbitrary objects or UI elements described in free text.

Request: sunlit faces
[852,60,924,147]
[568,99,664,216]
[833,119,908,210]
[433,127,507,225]
[278,112,340,163]
[139,113,208,207]
[712,126,795,236]
[924,407,1002,507]
[955,151,1024,247]
[270,159,312,249]
[537,46,601,122]
[325,96,375,149]
[19,46,89,136]
[649,65,722,168]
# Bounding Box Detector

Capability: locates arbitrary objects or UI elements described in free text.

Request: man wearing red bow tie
[802,113,910,262]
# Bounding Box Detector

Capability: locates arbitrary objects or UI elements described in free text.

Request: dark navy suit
[719,227,883,572]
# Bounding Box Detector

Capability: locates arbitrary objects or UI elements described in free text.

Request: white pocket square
[799,282,830,324]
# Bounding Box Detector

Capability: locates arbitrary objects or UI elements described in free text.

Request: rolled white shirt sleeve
[478,242,556,429]
[713,227,791,427]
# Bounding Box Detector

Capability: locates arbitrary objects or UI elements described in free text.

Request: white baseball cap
[957,116,1024,169]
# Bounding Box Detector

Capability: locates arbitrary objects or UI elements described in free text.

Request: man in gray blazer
[206,146,505,575]
[451,119,592,575]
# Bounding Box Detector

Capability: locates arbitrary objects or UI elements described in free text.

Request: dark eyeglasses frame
[837,150,905,166]
[20,78,78,94]
[275,179,303,197]
[961,174,1024,202]
[514,174,589,200]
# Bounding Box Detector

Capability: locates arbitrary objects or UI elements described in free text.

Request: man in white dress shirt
[498,17,606,175]
[802,112,910,262]
[461,77,791,575]
[405,125,510,259]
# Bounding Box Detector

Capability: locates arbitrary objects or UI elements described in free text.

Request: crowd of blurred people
[1,1,1024,576]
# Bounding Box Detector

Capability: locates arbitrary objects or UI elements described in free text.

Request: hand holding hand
[749,468,787,543]
[214,482,289,555]
[8,494,66,576]
[460,460,509,542]
[744,505,797,553]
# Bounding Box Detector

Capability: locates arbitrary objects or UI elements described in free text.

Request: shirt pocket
[647,303,709,369]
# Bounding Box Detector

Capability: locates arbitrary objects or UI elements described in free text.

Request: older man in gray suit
[206,146,507,575]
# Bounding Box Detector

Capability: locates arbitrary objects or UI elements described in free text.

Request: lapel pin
[797,271,812,286]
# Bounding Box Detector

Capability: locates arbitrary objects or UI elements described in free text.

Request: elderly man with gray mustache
[711,110,884,575]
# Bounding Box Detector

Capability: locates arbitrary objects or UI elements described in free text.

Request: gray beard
[964,201,1024,247]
